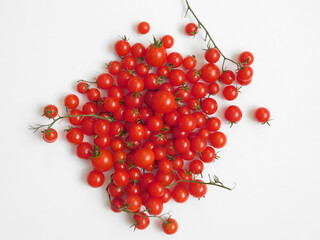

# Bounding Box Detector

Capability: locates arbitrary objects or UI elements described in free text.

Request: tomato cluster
[35,15,272,234]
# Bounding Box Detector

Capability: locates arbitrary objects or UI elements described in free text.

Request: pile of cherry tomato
[35,1,271,234]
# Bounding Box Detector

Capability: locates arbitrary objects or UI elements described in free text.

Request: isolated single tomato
[162,218,178,235]
[255,107,271,124]
[185,23,198,35]
[137,21,150,34]
[87,170,105,188]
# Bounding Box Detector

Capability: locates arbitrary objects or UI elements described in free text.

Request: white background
[1,0,320,239]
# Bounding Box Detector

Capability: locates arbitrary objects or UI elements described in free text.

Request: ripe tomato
[186,69,200,83]
[200,63,220,83]
[237,66,253,82]
[189,179,207,198]
[129,123,146,141]
[152,91,176,114]
[77,82,89,93]
[200,146,216,163]
[189,160,204,174]
[146,197,163,215]
[108,183,124,198]
[131,43,146,58]
[43,128,58,143]
[87,170,105,188]
[134,148,155,168]
[113,170,130,187]
[108,61,122,75]
[148,181,165,198]
[87,88,100,101]
[178,115,196,133]
[223,85,239,101]
[162,218,178,235]
[64,94,79,109]
[76,142,93,159]
[161,35,174,48]
[125,194,142,212]
[239,51,254,65]
[135,63,149,77]
[225,105,242,125]
[93,119,110,136]
[220,70,235,85]
[255,107,271,124]
[145,42,167,67]
[191,82,208,98]
[66,128,84,145]
[137,21,150,34]
[208,82,220,95]
[183,55,197,69]
[111,198,124,213]
[210,131,227,148]
[147,116,163,132]
[201,98,218,115]
[185,23,198,35]
[114,39,130,56]
[133,212,150,230]
[169,69,186,86]
[190,135,207,152]
[205,48,220,63]
[167,52,183,68]
[43,105,58,119]
[172,185,189,203]
[96,73,114,89]
[122,56,137,71]
[104,97,120,112]
[91,149,114,172]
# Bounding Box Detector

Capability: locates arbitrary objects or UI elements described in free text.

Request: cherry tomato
[207,117,221,132]
[104,97,120,112]
[43,128,58,143]
[145,42,167,67]
[189,160,204,174]
[201,98,218,115]
[108,61,122,75]
[131,43,146,58]
[122,56,137,71]
[172,185,189,203]
[189,179,207,198]
[210,131,227,148]
[148,181,165,198]
[239,51,254,65]
[133,212,150,230]
[66,128,84,145]
[127,76,144,93]
[169,69,186,86]
[76,142,93,159]
[178,115,196,132]
[77,82,89,93]
[200,63,220,83]
[223,85,239,101]
[64,94,79,109]
[162,218,178,235]
[185,23,198,35]
[237,66,253,82]
[183,55,197,69]
[125,194,142,212]
[186,69,200,83]
[43,105,58,119]
[152,91,176,114]
[174,137,191,153]
[200,146,216,163]
[167,52,183,68]
[205,48,220,63]
[87,170,105,188]
[191,82,208,98]
[114,39,130,56]
[134,148,155,168]
[208,82,220,95]
[91,149,114,172]
[220,70,235,85]
[129,123,146,141]
[96,73,114,89]
[146,197,163,215]
[108,183,124,198]
[255,107,271,124]
[161,35,174,48]
[225,105,242,125]
[137,21,150,34]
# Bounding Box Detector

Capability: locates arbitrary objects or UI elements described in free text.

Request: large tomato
[144,40,167,67]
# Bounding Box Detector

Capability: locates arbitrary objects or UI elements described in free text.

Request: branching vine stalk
[185,0,242,71]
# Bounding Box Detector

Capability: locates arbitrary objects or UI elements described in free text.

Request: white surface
[1,0,320,239]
